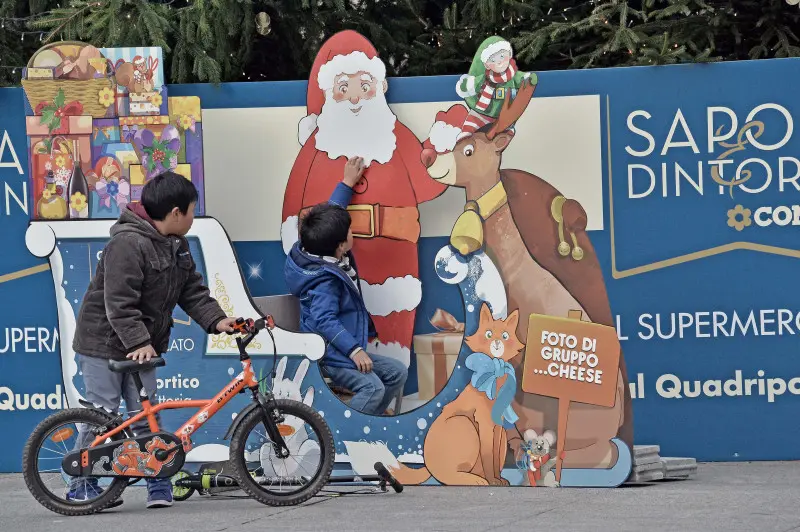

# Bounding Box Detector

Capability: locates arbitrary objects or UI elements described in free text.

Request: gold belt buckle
[495,87,506,99]
[347,204,375,238]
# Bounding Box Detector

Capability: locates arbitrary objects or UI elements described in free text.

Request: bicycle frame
[90,358,260,452]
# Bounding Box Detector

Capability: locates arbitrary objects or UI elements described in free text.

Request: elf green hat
[479,36,512,63]
[466,36,512,77]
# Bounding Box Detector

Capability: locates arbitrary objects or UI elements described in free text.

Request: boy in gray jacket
[70,171,236,509]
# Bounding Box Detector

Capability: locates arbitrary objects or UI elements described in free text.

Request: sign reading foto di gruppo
[522,312,622,481]
[524,315,620,406]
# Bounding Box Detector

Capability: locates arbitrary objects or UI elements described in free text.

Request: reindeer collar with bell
[473,181,508,219]
[449,182,508,255]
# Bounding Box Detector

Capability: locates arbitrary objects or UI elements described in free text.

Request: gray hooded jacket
[72,204,227,360]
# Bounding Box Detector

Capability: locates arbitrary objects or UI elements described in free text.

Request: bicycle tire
[229,399,334,507]
[23,408,129,516]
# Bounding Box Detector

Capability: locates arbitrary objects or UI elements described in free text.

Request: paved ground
[1,462,799,531]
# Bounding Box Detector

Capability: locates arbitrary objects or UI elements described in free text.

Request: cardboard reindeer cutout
[418,65,634,482]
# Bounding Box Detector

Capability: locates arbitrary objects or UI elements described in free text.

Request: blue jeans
[324,354,408,415]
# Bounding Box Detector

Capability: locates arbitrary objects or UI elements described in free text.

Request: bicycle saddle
[108,357,166,373]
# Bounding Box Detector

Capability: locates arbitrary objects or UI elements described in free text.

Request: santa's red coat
[281,122,446,358]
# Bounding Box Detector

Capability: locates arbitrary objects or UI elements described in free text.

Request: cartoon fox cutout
[391,303,524,486]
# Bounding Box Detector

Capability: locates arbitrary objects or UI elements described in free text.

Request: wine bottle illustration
[67,140,90,219]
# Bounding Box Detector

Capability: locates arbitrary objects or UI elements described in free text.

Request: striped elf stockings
[460,109,494,137]
[459,60,519,139]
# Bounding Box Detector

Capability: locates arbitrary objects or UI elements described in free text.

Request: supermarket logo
[727,204,800,231]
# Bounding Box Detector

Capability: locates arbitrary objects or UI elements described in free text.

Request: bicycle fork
[252,390,290,459]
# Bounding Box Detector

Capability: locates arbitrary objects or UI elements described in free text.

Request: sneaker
[146,477,173,508]
[66,478,124,509]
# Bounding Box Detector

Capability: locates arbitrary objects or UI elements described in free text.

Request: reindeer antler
[486,77,537,140]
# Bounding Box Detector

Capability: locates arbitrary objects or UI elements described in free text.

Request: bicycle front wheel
[229,399,334,506]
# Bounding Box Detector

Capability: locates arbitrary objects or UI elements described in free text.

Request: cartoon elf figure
[455,36,538,140]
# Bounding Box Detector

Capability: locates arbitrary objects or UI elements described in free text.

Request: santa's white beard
[314,89,397,166]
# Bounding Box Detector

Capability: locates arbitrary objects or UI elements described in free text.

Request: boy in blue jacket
[284,157,407,415]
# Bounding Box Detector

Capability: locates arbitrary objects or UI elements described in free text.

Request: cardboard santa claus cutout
[281,31,447,367]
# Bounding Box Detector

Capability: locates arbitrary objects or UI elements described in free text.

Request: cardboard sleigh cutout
[22,34,632,486]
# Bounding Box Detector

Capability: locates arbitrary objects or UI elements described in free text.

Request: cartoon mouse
[523,429,560,487]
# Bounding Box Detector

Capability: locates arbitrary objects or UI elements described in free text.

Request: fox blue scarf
[465,352,519,427]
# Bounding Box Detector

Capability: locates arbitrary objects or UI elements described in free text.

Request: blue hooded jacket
[284,183,377,370]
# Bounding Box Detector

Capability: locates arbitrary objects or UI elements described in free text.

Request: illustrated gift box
[412,309,464,402]
[129,86,167,116]
[120,115,171,141]
[128,163,192,202]
[27,115,93,219]
[100,46,164,117]
[91,118,121,165]
[168,96,202,164]
[26,113,94,153]
[168,95,206,215]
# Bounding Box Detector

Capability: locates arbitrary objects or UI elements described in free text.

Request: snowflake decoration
[247,262,263,280]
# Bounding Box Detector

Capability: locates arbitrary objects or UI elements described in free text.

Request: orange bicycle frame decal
[91,358,260,452]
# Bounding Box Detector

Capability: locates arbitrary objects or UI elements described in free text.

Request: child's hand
[349,348,373,373]
[215,317,238,334]
[343,156,365,188]
[127,344,157,364]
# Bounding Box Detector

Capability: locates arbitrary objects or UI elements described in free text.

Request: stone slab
[633,445,661,456]
[633,453,662,466]
[633,461,665,473]
[665,468,697,477]
[662,457,697,468]
[628,469,665,482]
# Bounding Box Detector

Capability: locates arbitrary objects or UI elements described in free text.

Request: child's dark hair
[141,171,199,221]
[299,203,351,257]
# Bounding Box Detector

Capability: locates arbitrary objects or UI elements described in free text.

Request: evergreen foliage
[1,0,799,87]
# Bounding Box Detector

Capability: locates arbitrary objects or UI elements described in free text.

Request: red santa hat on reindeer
[298,32,390,149]
[423,106,469,154]
[420,104,469,182]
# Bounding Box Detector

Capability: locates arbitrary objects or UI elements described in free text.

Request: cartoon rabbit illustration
[255,357,321,478]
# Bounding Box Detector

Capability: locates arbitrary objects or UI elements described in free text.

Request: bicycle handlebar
[226,315,281,385]
[228,315,275,336]
[227,315,276,356]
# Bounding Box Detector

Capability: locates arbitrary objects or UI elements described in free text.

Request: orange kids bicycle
[22,316,335,516]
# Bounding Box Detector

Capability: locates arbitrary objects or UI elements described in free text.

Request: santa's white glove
[281,215,300,255]
[456,74,477,98]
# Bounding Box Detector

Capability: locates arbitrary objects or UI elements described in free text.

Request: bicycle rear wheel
[229,399,334,506]
[22,408,129,516]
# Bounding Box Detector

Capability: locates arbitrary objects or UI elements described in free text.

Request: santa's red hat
[423,104,469,154]
[298,31,388,146]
